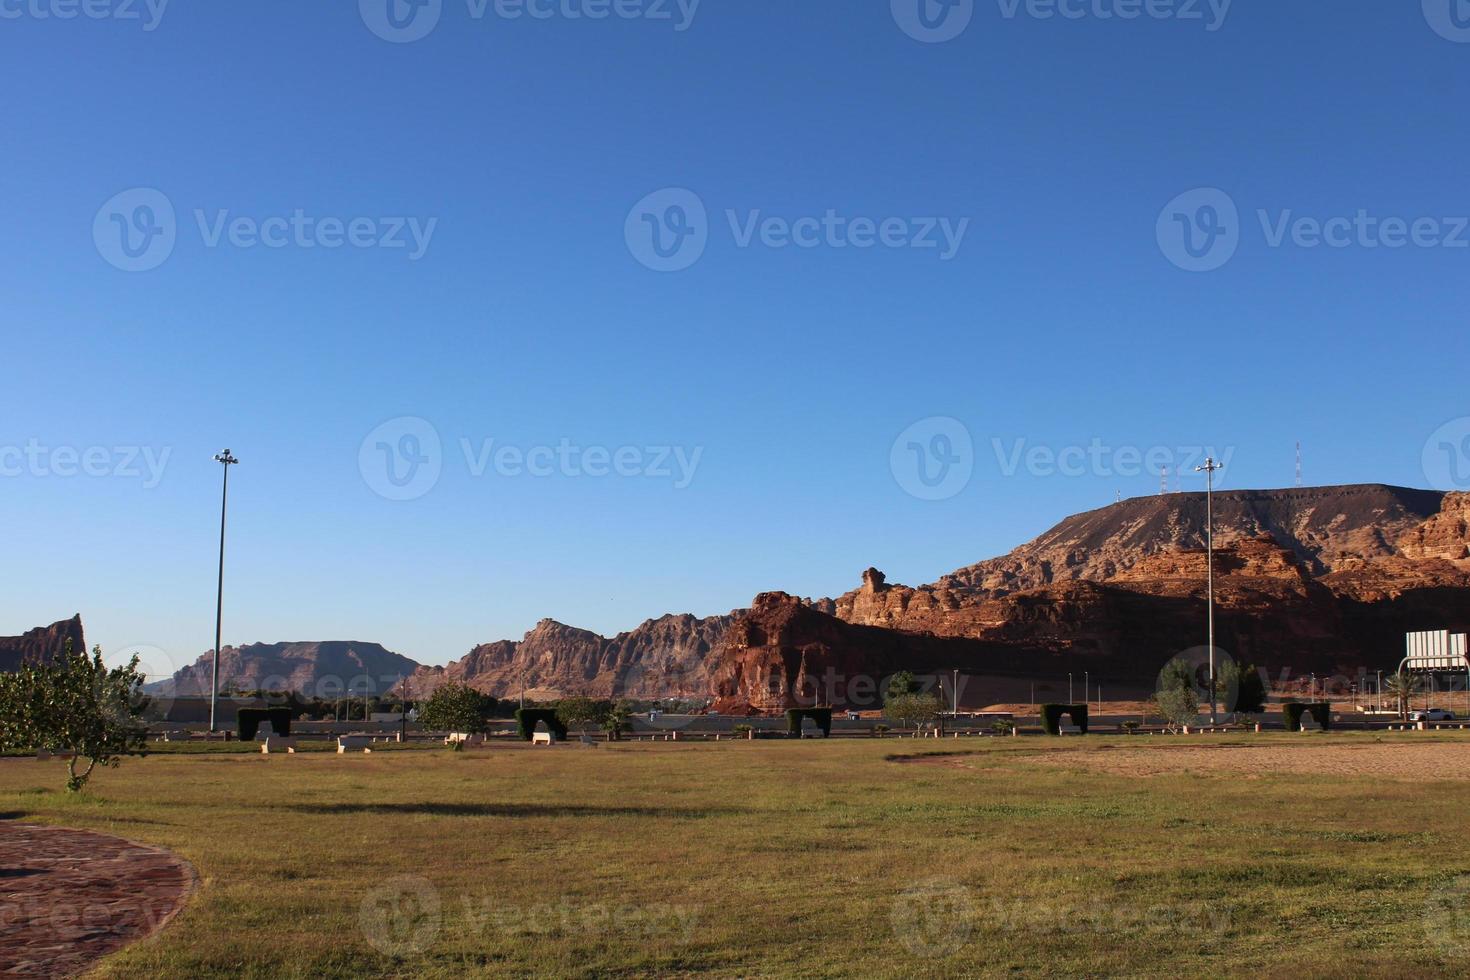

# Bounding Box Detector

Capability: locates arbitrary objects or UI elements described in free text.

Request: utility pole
[210,450,238,733]
[1195,456,1222,724]
[1069,673,1074,703]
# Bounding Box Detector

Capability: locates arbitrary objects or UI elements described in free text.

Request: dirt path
[0,821,196,977]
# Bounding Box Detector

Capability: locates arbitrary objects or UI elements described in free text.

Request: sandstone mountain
[937,483,1450,593]
[151,640,421,699]
[404,612,737,700]
[0,615,86,671]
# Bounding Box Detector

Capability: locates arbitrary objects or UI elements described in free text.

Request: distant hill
[149,640,421,699]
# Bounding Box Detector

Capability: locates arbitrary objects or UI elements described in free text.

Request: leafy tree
[0,644,149,792]
[1217,660,1268,715]
[1152,656,1201,732]
[1152,686,1199,732]
[884,692,941,734]
[556,696,602,735]
[596,699,634,741]
[417,683,489,734]
[885,671,921,703]
[1384,670,1423,720]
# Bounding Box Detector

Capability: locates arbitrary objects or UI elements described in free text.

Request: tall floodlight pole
[1195,456,1222,724]
[210,450,239,733]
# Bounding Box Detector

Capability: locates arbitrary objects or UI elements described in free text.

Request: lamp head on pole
[1194,457,1220,475]
[214,450,239,466]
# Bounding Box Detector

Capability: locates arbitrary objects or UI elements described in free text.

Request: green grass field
[3,734,1470,978]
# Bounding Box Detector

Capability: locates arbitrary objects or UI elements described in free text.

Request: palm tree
[1383,670,1423,720]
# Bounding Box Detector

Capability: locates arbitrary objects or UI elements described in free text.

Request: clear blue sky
[3,2,1468,678]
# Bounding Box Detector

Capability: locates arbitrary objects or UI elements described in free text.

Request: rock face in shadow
[0,615,86,671]
[152,641,421,698]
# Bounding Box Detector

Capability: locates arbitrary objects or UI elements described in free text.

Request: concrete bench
[531,731,556,746]
[260,736,297,754]
[445,733,485,746]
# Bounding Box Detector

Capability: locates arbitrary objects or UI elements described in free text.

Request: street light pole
[1195,456,1222,724]
[210,450,238,733]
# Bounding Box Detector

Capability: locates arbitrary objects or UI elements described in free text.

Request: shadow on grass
[279,802,742,819]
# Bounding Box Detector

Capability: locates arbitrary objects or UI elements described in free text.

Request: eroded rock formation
[0,615,86,671]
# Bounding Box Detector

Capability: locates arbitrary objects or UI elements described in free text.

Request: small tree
[0,644,148,792]
[1153,657,1200,733]
[1216,660,1268,716]
[596,700,633,741]
[418,682,488,734]
[1384,670,1423,720]
[884,692,941,735]
[556,696,602,735]
[885,671,921,703]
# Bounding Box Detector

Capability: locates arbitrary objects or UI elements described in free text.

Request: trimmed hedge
[784,708,833,738]
[238,707,292,740]
[1040,703,1089,735]
[514,708,568,742]
[1283,702,1332,732]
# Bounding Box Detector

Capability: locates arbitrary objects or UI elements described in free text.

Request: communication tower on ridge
[1296,441,1303,488]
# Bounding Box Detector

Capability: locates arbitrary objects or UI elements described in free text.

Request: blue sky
[3,1,1469,677]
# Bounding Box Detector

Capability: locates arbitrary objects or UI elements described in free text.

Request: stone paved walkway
[0,821,196,978]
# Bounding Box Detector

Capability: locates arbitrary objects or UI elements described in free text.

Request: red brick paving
[0,821,196,978]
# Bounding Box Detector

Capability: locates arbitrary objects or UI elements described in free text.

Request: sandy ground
[1017,739,1470,779]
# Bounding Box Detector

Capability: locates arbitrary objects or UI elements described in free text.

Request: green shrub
[1283,702,1328,731]
[731,724,753,738]
[784,708,832,738]
[514,708,567,742]
[873,724,890,737]
[1121,720,1140,734]
[991,718,1016,735]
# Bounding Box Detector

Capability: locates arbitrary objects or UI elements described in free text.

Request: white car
[1409,709,1455,722]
